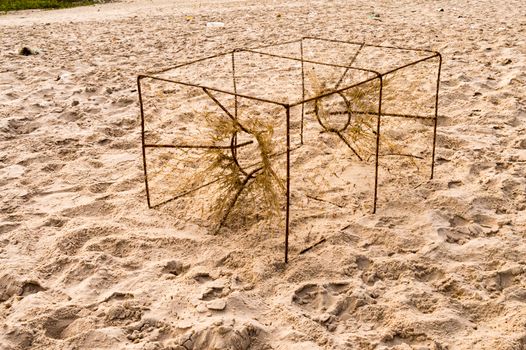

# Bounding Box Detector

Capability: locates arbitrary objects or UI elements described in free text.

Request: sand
[1,0,526,349]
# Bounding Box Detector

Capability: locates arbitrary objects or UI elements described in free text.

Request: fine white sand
[1,0,526,349]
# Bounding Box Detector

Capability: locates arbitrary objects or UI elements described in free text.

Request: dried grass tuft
[169,111,286,231]
[156,68,423,229]
[308,71,403,161]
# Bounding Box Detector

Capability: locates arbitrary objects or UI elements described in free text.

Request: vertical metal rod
[430,53,442,179]
[231,50,238,119]
[300,40,305,145]
[373,75,383,214]
[231,50,239,156]
[137,76,152,208]
[285,105,291,263]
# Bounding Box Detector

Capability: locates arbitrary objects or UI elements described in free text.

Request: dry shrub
[308,71,412,162]
[161,110,286,231]
[156,69,424,229]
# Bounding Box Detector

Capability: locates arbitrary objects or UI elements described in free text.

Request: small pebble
[196,304,208,313]
[206,299,226,311]
[319,313,331,323]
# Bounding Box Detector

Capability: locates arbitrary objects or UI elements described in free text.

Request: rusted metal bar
[313,92,352,133]
[216,167,263,232]
[335,131,363,161]
[202,88,244,127]
[312,109,437,120]
[373,75,383,214]
[137,75,151,209]
[302,36,439,55]
[230,132,248,176]
[431,53,442,179]
[290,74,381,107]
[313,90,363,160]
[241,48,380,76]
[151,179,220,209]
[380,53,441,77]
[148,51,232,75]
[299,237,327,255]
[300,39,305,145]
[144,140,253,149]
[334,42,365,89]
[231,50,238,119]
[285,105,291,263]
[139,74,287,107]
[249,38,302,51]
[202,88,257,152]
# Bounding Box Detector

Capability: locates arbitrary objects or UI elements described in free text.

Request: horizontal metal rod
[289,75,381,107]
[381,153,424,159]
[150,178,220,208]
[380,53,441,77]
[138,74,287,106]
[139,44,439,110]
[235,144,302,171]
[143,37,438,88]
[307,109,436,120]
[240,48,380,75]
[299,237,327,255]
[144,140,253,149]
[248,38,303,51]
[302,36,439,55]
[245,46,439,90]
[148,51,232,75]
[145,37,438,78]
[370,111,436,120]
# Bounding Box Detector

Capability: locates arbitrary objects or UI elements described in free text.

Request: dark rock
[19,47,37,56]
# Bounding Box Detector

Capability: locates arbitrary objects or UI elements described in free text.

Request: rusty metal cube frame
[137,37,442,263]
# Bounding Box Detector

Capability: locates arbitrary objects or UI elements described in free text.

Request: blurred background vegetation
[1,0,97,12]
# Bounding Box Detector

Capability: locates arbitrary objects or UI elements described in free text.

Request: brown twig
[306,194,344,208]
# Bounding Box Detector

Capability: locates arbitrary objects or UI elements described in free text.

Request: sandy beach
[1,0,526,349]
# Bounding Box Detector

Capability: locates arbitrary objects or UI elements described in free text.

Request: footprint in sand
[292,282,349,312]
[60,200,116,218]
[103,300,146,327]
[0,273,46,302]
[34,305,82,340]
[407,291,440,314]
[172,320,261,350]
[0,222,20,234]
[161,260,190,277]
[437,213,496,245]
[292,282,376,331]
[55,225,121,256]
[378,331,444,350]
[87,181,113,194]
[198,279,230,302]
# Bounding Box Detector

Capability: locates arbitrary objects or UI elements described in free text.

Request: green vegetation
[0,0,96,12]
